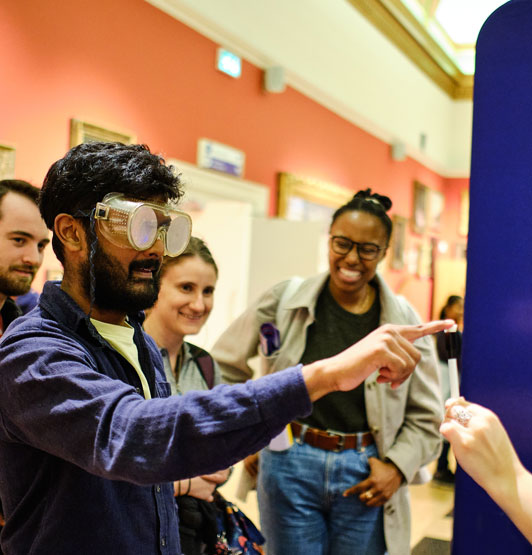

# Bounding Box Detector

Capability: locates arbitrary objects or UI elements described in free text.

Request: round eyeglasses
[330,235,386,261]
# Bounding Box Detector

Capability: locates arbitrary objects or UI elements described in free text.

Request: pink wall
[0,0,469,319]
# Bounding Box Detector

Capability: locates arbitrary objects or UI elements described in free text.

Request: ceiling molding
[347,0,473,100]
[145,0,472,176]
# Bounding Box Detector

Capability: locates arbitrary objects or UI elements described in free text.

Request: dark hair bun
[353,188,392,212]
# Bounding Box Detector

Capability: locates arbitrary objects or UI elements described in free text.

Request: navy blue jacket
[0,282,311,554]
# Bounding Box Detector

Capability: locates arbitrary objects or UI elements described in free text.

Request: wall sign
[197,138,245,177]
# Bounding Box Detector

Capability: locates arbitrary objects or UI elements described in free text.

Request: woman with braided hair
[212,189,443,555]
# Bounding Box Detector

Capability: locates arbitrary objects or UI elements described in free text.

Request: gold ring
[366,491,373,499]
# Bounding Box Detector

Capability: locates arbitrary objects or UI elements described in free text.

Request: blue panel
[455,0,532,552]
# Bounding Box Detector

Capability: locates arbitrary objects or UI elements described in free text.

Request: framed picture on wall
[390,215,407,270]
[406,245,419,275]
[412,181,428,234]
[455,242,467,260]
[459,189,469,236]
[417,240,433,278]
[412,181,444,234]
[69,119,136,148]
[278,172,352,272]
[278,172,352,221]
[0,144,16,179]
[427,189,444,232]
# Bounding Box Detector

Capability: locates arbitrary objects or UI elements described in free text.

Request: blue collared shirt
[0,282,311,554]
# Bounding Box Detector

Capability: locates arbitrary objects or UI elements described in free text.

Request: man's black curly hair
[39,142,183,263]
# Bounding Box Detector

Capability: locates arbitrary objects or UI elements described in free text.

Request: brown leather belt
[291,421,374,452]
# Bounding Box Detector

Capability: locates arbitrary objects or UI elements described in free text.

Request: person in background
[441,398,532,544]
[433,295,464,485]
[0,180,49,337]
[212,189,443,555]
[144,238,232,554]
[0,143,452,554]
[0,179,49,536]
[437,295,464,333]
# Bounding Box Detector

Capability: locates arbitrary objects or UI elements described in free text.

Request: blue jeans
[257,441,386,555]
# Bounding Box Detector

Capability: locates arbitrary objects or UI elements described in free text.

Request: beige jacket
[212,272,442,555]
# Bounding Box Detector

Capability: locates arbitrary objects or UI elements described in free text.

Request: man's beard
[0,265,36,297]
[80,244,161,314]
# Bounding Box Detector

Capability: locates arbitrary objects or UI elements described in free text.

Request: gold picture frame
[277,172,352,220]
[0,144,16,179]
[427,189,444,232]
[417,239,433,278]
[459,189,469,236]
[412,181,444,234]
[69,119,136,148]
[412,181,428,234]
[390,215,407,270]
[455,242,467,260]
[277,173,352,273]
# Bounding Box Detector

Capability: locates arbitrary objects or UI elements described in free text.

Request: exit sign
[216,48,241,78]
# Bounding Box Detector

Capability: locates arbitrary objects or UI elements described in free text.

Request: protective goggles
[94,193,192,256]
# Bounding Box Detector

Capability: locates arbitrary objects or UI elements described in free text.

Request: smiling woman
[211,188,443,555]
[144,236,219,394]
[143,237,235,554]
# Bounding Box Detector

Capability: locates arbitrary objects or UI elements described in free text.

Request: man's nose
[147,236,165,257]
[21,243,42,267]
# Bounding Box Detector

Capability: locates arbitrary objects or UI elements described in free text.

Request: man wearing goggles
[0,142,452,554]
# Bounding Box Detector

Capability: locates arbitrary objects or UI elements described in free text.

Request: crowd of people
[0,142,529,554]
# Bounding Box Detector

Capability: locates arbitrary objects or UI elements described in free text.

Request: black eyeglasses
[330,235,386,261]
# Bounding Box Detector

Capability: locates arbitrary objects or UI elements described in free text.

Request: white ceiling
[145,0,505,176]
[402,0,508,73]
[433,0,507,44]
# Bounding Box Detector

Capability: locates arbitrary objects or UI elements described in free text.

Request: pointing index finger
[398,319,455,342]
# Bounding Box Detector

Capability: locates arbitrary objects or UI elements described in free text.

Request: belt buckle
[329,432,345,452]
[357,432,366,453]
[295,423,308,445]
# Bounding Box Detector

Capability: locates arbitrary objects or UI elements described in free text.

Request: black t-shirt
[298,281,380,433]
[0,297,21,338]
